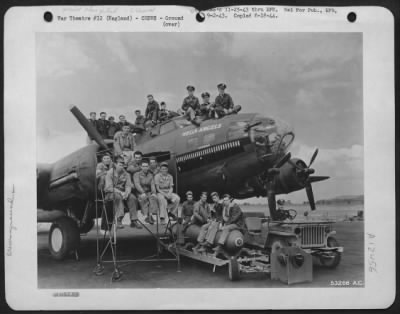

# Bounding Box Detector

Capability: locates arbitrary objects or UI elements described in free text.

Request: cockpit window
[278,133,294,153]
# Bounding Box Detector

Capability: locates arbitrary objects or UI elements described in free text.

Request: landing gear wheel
[319,237,341,269]
[228,257,240,281]
[49,217,80,260]
[79,219,95,234]
[112,269,123,282]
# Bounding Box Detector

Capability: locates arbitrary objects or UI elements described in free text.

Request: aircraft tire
[319,237,341,269]
[49,217,80,260]
[228,257,240,281]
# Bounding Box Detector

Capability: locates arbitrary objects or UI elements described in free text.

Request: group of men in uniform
[90,82,245,252]
[180,83,241,126]
[180,190,245,255]
[96,151,246,255]
[87,83,241,143]
[96,151,180,229]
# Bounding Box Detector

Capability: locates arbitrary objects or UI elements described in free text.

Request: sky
[36,32,363,203]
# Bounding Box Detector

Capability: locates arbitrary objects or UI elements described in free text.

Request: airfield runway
[37,219,364,289]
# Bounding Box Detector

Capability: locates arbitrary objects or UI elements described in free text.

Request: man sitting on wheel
[213,193,245,255]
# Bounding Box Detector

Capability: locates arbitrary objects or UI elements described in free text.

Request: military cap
[147,94,153,98]
[277,199,285,205]
[160,161,169,168]
[186,190,193,196]
[134,109,141,113]
[217,83,227,90]
[186,85,195,91]
[201,92,210,98]
[108,116,115,121]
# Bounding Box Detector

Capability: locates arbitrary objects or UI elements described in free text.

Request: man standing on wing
[104,157,141,229]
[213,194,246,255]
[87,112,97,144]
[154,162,180,224]
[133,159,159,225]
[107,116,119,139]
[97,111,110,139]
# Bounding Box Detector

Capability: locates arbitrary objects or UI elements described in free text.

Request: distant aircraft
[37,105,328,259]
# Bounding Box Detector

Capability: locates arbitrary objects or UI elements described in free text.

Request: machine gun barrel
[69,105,108,150]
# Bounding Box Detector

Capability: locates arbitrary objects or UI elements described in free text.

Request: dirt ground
[37,220,364,289]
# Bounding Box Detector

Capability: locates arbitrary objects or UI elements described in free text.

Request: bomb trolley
[164,216,343,283]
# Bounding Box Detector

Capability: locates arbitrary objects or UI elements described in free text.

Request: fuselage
[135,113,295,199]
[37,113,295,215]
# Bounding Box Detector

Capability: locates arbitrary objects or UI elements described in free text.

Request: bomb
[172,223,244,254]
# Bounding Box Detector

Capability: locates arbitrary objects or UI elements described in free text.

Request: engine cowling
[275,158,309,194]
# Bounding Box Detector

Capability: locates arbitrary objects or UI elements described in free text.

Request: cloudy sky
[36,32,363,202]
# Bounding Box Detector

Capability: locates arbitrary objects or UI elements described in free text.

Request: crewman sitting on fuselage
[199,92,212,121]
[181,85,201,127]
[211,83,241,118]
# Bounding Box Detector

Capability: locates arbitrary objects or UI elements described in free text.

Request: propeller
[70,105,108,150]
[266,148,329,218]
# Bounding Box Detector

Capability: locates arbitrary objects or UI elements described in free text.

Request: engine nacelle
[275,158,308,194]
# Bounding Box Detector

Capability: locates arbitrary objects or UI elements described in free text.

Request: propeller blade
[308,176,330,183]
[305,183,316,210]
[274,152,291,168]
[308,148,319,167]
[70,105,108,150]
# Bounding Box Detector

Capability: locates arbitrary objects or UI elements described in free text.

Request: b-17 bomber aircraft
[37,106,329,260]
